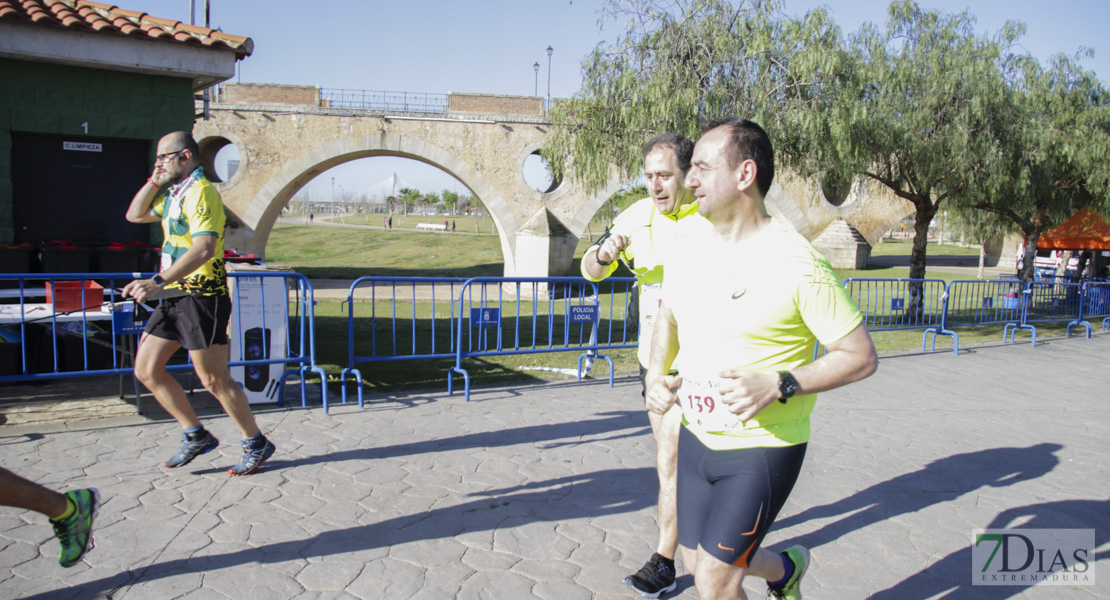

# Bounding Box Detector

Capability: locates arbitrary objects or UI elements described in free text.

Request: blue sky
[120,0,1110,200]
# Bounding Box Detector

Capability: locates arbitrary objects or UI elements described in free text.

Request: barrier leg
[280,368,302,407]
[1065,320,1092,339]
[310,366,329,413]
[449,366,470,401]
[1104,317,1109,332]
[598,355,614,387]
[1006,324,1037,346]
[922,328,959,355]
[340,367,352,405]
[349,368,364,408]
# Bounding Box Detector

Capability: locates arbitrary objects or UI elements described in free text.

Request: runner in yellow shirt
[582,133,708,598]
[646,119,878,600]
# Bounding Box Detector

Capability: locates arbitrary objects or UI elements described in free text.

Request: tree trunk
[907,202,937,322]
[1018,230,1043,283]
[977,244,986,280]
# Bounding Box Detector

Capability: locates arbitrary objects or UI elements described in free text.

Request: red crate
[45,281,104,313]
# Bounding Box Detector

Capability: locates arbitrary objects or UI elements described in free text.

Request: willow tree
[543,0,842,191]
[782,2,1023,289]
[958,53,1110,282]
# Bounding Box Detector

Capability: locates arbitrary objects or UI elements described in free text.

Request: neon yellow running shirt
[664,218,862,450]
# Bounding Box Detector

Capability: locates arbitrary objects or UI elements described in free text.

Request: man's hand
[716,369,780,424]
[121,278,162,304]
[150,165,170,188]
[645,373,683,415]
[594,233,629,265]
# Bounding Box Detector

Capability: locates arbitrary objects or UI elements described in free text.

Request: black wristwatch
[777,370,799,403]
[151,274,166,287]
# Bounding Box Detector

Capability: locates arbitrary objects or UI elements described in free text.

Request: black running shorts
[676,425,807,567]
[144,294,230,351]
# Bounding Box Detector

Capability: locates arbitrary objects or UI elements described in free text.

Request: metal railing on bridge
[319,89,448,114]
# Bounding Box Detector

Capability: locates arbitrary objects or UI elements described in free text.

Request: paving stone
[295,560,365,591]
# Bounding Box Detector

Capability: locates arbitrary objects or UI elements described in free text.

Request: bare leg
[689,545,785,600]
[189,344,259,438]
[647,404,681,560]
[134,333,200,429]
[0,468,67,518]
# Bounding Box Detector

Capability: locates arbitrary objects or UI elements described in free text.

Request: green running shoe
[768,545,810,600]
[51,488,99,568]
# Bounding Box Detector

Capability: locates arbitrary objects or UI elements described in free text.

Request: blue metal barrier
[226,272,327,411]
[0,272,323,412]
[842,278,947,333]
[1022,280,1088,341]
[0,273,140,383]
[1083,281,1110,332]
[924,279,1027,354]
[338,276,468,408]
[447,277,636,402]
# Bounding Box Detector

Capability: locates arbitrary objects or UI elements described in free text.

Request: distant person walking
[124,131,276,477]
[309,213,313,223]
[452,220,456,232]
[388,215,393,229]
[0,468,98,567]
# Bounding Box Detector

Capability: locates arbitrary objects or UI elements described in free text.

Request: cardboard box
[45,281,104,313]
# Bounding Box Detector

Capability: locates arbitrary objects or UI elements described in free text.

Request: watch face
[779,372,798,397]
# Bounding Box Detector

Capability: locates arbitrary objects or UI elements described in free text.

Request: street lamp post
[546,46,553,111]
[533,62,540,97]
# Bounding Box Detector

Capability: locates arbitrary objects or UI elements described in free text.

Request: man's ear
[735,159,758,194]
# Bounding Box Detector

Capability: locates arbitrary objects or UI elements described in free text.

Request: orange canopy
[1037,207,1110,250]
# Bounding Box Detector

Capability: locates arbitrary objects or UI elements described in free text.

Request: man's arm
[644,302,682,414]
[122,235,217,302]
[718,323,878,423]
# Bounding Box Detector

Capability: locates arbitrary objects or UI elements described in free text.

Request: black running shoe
[623,552,677,598]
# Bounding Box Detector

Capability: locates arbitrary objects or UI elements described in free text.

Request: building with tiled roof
[0,0,253,260]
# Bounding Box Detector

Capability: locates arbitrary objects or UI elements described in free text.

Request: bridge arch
[222,133,519,271]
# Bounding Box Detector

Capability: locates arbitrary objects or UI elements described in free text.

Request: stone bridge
[194,83,914,276]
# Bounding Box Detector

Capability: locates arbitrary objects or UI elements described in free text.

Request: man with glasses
[582,133,709,598]
[124,131,275,477]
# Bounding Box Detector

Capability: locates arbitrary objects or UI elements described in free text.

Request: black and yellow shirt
[151,167,228,297]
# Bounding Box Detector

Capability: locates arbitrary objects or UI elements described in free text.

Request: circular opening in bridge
[523,152,560,194]
[197,136,240,183]
[821,171,851,207]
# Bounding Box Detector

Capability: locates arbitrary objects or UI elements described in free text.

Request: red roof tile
[0,0,253,58]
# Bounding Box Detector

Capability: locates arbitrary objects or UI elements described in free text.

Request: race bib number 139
[678,374,738,432]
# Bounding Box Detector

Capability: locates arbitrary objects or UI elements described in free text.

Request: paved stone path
[2,332,1108,599]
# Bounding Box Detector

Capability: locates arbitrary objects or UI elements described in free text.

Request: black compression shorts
[677,425,807,567]
[144,294,230,351]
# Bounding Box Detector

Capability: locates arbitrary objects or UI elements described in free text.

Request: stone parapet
[220,83,320,106]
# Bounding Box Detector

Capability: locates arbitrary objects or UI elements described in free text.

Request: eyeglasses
[154,150,184,164]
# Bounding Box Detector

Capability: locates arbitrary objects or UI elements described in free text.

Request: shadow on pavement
[24,467,657,600]
[870,498,1110,599]
[773,443,1063,551]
